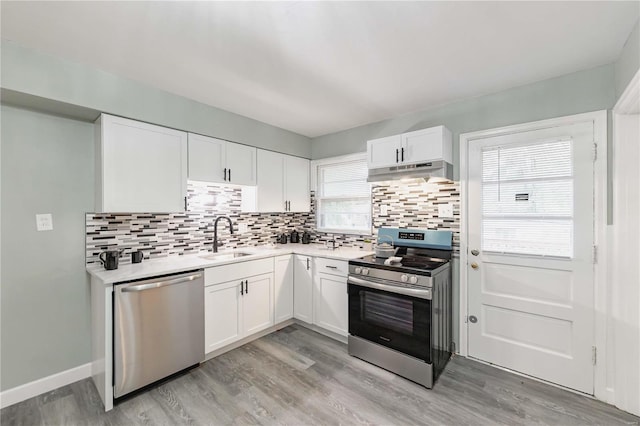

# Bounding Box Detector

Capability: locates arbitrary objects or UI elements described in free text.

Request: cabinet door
[274,255,294,323]
[256,150,285,212]
[187,133,226,183]
[314,273,349,336]
[285,156,310,212]
[226,142,257,186]
[242,273,274,335]
[293,255,313,323]
[204,281,242,353]
[401,126,446,165]
[99,114,187,212]
[367,134,401,169]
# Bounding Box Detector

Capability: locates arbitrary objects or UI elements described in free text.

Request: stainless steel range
[348,227,453,388]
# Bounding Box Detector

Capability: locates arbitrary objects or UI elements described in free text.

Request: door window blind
[316,157,371,233]
[481,139,574,258]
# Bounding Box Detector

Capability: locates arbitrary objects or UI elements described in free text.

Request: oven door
[348,276,431,363]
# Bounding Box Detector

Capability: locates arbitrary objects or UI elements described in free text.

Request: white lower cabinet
[293,255,313,323]
[313,258,349,337]
[314,272,349,336]
[243,273,274,335]
[204,261,274,354]
[274,255,294,323]
[205,281,242,353]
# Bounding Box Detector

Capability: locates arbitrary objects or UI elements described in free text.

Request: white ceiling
[1,1,638,138]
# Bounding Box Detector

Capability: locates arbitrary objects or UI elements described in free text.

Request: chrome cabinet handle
[245,279,248,294]
[240,280,244,295]
[122,273,202,293]
[396,149,399,163]
[326,265,337,269]
[224,168,227,181]
[306,258,310,270]
[401,147,404,162]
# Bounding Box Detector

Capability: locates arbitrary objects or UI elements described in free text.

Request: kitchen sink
[200,252,253,261]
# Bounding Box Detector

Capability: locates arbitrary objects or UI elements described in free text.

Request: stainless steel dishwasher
[114,270,204,399]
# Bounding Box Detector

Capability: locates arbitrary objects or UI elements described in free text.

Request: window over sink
[313,153,371,234]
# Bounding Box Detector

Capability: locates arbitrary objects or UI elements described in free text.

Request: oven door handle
[347,276,432,300]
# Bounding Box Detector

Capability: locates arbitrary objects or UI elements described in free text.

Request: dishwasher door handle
[122,273,203,293]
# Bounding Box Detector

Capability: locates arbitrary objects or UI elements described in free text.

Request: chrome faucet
[213,216,234,253]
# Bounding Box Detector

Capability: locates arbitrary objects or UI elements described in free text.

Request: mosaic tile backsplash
[86,179,460,266]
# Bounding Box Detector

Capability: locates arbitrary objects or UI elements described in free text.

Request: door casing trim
[459,110,608,399]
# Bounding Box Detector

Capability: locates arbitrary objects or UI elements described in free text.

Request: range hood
[367,160,453,182]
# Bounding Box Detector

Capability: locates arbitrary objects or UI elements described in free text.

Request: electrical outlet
[438,204,454,218]
[36,213,53,231]
[238,223,249,233]
[380,205,389,216]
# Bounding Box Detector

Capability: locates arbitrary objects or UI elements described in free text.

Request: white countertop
[87,244,373,284]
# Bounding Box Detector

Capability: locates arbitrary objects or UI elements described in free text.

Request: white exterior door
[467,121,595,393]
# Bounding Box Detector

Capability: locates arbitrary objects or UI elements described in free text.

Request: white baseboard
[0,363,91,409]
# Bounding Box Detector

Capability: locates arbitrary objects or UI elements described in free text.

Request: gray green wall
[1,41,312,158]
[1,105,94,391]
[311,64,617,173]
[615,19,640,101]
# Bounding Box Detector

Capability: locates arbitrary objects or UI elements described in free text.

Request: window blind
[317,158,371,233]
[481,139,574,258]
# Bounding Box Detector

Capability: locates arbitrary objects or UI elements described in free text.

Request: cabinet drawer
[314,258,348,277]
[205,258,273,286]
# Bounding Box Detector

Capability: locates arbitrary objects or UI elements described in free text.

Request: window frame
[311,153,372,235]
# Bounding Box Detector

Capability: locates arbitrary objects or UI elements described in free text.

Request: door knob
[471,249,479,256]
[471,262,479,269]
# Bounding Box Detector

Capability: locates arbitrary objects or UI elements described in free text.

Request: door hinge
[592,143,598,162]
[592,346,597,366]
[592,245,597,264]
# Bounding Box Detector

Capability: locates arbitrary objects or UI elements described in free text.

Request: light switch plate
[438,204,454,218]
[380,205,389,216]
[238,223,249,233]
[36,213,53,231]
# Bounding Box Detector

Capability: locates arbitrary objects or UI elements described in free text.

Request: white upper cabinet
[95,114,188,213]
[188,134,226,183]
[367,134,402,169]
[187,133,257,186]
[367,125,452,169]
[243,149,310,213]
[284,155,310,212]
[226,142,257,186]
[252,149,285,212]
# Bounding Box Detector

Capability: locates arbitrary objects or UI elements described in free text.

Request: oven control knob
[354,267,362,274]
[362,268,369,276]
[401,274,408,282]
[409,276,418,284]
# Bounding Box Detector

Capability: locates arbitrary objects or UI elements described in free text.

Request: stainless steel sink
[200,252,253,261]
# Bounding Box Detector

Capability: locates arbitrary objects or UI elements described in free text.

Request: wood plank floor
[2,325,638,425]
